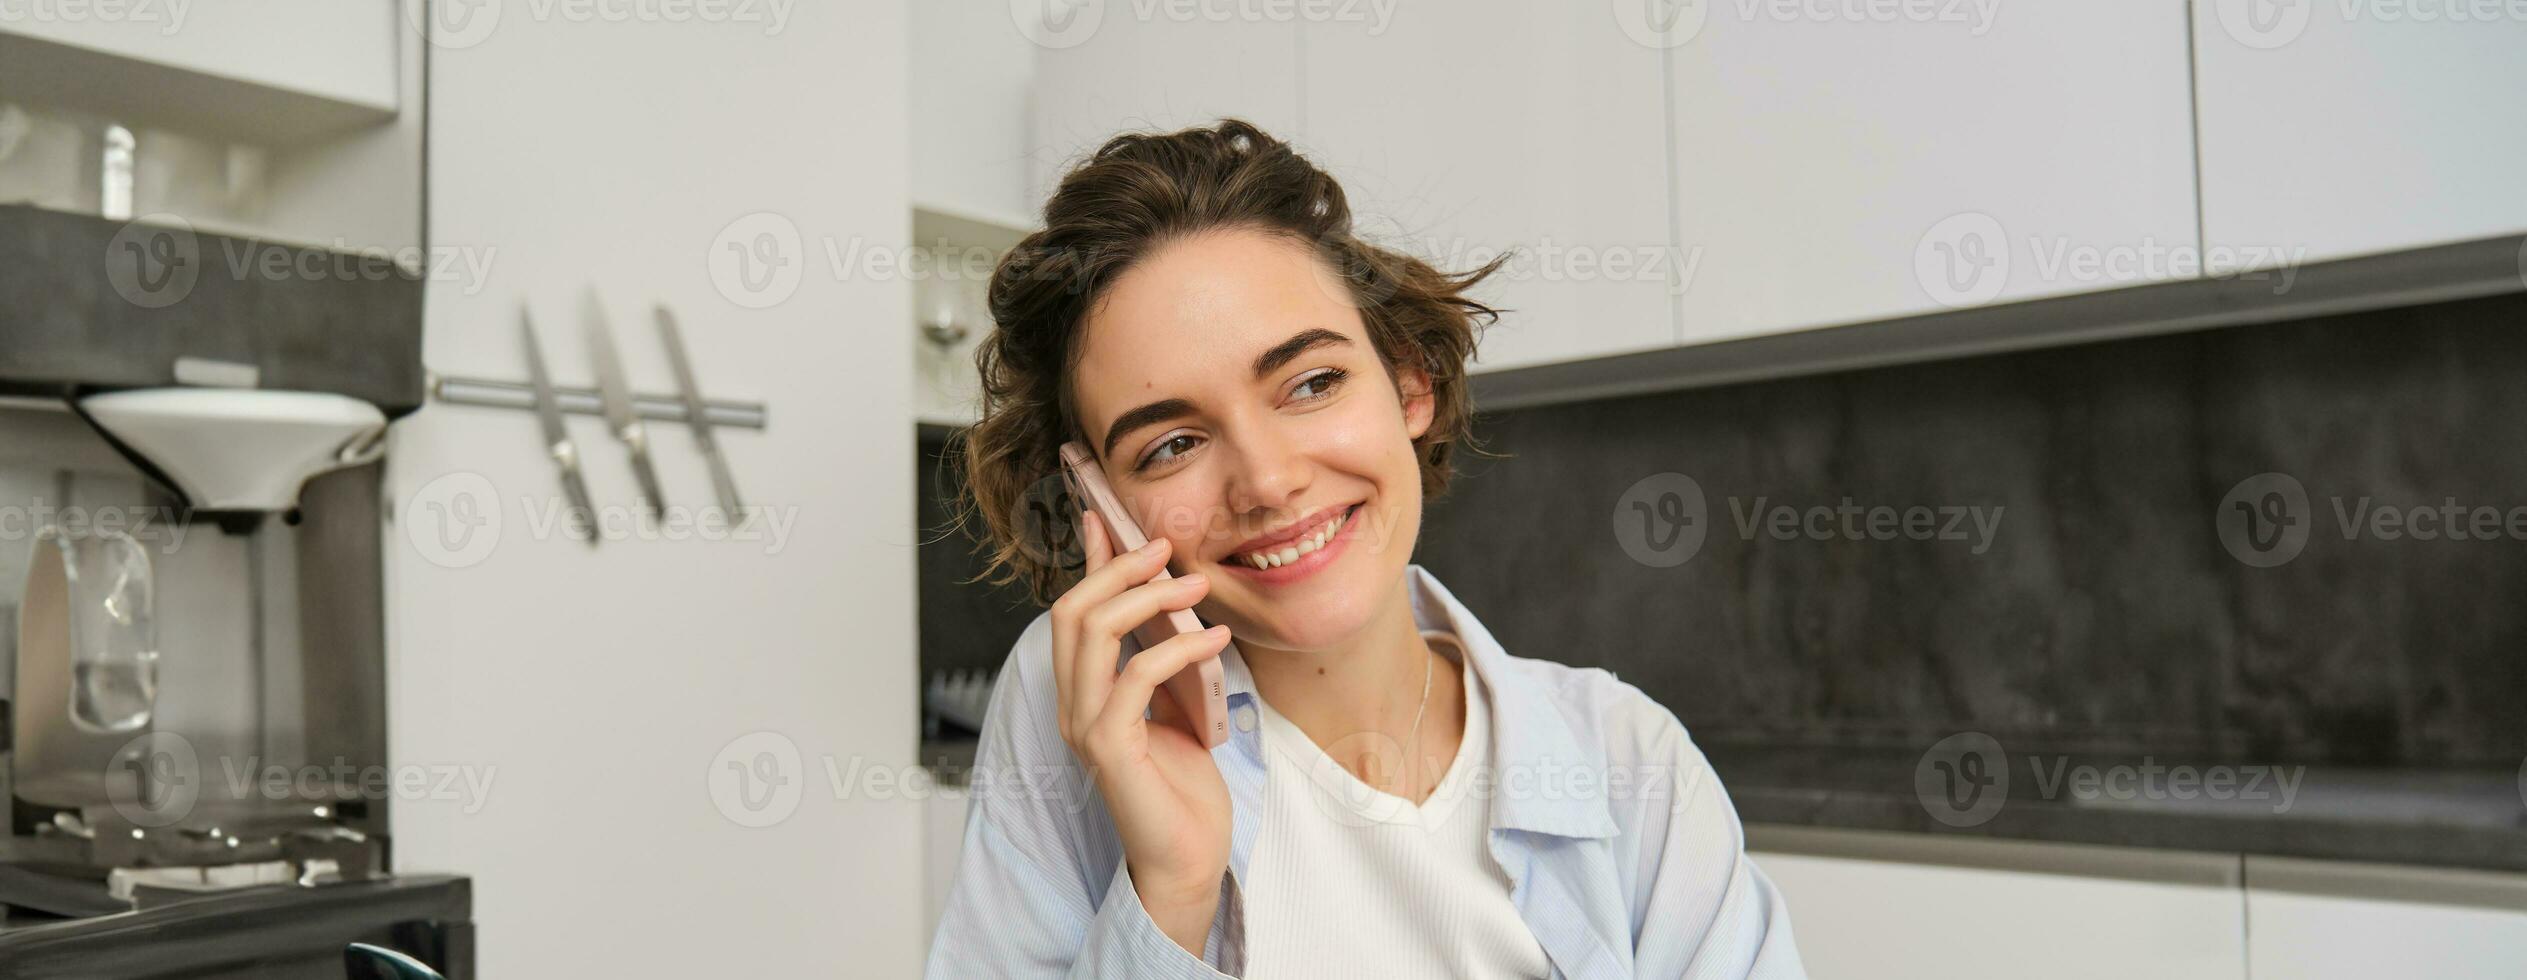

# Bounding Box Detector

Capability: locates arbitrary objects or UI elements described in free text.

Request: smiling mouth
[1229,504,1358,570]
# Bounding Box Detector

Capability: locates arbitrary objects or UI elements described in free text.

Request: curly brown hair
[949,118,1504,604]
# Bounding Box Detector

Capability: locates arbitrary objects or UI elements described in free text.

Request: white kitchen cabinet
[1668,4,2199,343]
[2243,857,2527,980]
[911,0,1039,227]
[1754,848,2248,980]
[2192,3,2527,264]
[1026,10,1300,209]
[1300,1,1678,372]
[0,0,399,142]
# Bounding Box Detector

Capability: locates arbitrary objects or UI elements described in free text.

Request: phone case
[1059,441,1231,749]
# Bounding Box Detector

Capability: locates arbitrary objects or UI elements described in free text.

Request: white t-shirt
[1240,630,1552,980]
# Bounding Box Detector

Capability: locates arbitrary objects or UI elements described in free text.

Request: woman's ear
[1398,365,1435,440]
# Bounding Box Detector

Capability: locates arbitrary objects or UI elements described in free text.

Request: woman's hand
[1049,511,1236,956]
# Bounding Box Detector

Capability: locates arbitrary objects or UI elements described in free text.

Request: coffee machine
[2,386,396,903]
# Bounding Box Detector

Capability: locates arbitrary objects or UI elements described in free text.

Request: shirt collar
[1216,564,1618,840]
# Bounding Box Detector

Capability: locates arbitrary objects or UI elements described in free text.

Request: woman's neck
[1238,572,1467,799]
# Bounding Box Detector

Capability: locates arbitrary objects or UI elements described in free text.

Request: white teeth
[1237,507,1350,571]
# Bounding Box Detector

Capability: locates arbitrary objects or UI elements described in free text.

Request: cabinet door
[1302,1,1677,373]
[1754,851,2247,980]
[1025,11,1300,208]
[2244,859,2527,980]
[2192,2,2527,263]
[1668,4,2198,342]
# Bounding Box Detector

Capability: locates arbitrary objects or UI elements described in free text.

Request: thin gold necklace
[1401,645,1433,796]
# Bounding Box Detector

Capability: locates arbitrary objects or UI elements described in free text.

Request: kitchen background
[912,2,2527,979]
[0,1,2519,978]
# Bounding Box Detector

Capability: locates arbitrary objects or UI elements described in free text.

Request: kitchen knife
[520,310,597,545]
[583,289,666,517]
[654,305,744,518]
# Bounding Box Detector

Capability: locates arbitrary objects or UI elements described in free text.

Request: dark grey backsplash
[1419,291,2527,768]
[922,291,2527,767]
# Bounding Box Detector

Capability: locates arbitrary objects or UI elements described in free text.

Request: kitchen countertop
[1706,744,2527,873]
[0,873,473,978]
[923,737,2527,871]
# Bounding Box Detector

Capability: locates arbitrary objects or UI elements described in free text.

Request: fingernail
[1181,573,1208,588]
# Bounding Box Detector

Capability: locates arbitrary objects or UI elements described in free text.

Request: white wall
[386,6,918,977]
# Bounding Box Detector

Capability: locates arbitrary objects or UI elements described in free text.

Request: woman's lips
[1221,504,1361,585]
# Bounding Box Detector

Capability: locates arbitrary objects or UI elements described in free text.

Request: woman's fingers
[1080,509,1112,570]
[1067,570,1209,736]
[1050,511,1110,742]
[1090,625,1232,749]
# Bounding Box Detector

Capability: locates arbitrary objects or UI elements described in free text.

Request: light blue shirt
[926,565,1805,979]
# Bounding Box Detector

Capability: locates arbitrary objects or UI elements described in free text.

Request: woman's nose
[1222,423,1312,512]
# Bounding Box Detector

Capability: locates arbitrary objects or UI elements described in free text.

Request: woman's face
[1069,226,1431,652]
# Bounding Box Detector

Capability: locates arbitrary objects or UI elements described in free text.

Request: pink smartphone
[1059,441,1230,749]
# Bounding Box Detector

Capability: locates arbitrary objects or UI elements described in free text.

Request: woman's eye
[1291,367,1349,403]
[1136,433,1202,472]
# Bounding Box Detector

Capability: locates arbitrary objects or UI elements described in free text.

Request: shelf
[1470,232,2527,412]
[0,204,424,413]
[913,201,1036,253]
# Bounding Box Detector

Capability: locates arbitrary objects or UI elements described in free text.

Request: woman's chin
[1211,573,1391,653]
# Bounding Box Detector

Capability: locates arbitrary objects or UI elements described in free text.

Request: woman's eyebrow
[1101,397,1197,460]
[1099,329,1354,460]
[1252,327,1351,379]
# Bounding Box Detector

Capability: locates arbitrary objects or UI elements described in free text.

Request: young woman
[927,120,1803,979]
